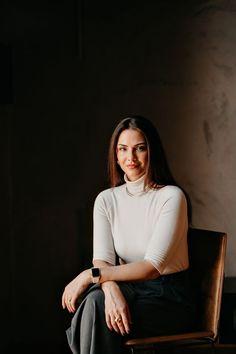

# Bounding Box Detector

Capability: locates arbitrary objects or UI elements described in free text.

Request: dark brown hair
[108,115,192,221]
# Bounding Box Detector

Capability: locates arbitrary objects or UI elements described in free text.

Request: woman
[62,116,196,354]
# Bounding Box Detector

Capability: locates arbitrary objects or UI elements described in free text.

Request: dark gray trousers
[66,271,196,354]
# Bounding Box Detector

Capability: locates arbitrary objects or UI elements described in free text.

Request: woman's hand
[62,269,91,313]
[102,281,132,336]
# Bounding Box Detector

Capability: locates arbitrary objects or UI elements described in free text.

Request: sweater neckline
[124,174,148,197]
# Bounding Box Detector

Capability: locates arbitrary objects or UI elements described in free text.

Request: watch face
[92,268,100,277]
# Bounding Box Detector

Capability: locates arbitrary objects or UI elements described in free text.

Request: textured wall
[164,1,236,277]
[82,0,236,276]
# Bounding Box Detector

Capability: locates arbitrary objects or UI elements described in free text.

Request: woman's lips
[127,164,138,169]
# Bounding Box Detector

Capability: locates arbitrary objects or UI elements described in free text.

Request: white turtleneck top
[93,175,189,275]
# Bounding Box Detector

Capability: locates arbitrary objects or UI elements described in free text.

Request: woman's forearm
[93,259,160,283]
[92,260,118,293]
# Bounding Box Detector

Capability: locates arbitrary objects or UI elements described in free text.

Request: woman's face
[116,128,148,181]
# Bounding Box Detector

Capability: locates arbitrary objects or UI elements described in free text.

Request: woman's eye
[118,147,126,151]
[136,146,146,152]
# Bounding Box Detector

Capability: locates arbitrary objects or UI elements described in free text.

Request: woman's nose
[127,150,137,161]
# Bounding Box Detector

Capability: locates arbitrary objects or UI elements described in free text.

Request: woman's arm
[92,259,160,336]
[93,260,131,335]
[94,259,160,283]
[62,259,159,334]
[62,260,159,312]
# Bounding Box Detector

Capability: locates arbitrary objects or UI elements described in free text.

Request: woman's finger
[111,315,120,333]
[123,307,132,333]
[64,292,73,313]
[105,313,112,331]
[116,315,126,335]
[69,298,76,312]
[112,313,126,335]
[121,312,130,334]
[67,297,75,313]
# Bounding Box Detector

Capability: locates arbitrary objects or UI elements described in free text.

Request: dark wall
[2,1,233,353]
[0,1,95,353]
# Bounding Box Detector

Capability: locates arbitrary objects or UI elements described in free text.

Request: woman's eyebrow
[117,142,146,146]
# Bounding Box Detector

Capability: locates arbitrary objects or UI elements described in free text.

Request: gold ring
[115,316,122,323]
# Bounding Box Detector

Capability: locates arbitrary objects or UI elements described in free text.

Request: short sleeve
[144,187,188,274]
[93,191,116,265]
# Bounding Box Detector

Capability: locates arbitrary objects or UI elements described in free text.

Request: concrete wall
[0,1,236,353]
[164,1,236,277]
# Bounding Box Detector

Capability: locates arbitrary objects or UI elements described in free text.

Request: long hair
[108,115,192,222]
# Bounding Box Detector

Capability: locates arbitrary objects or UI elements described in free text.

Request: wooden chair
[125,228,227,353]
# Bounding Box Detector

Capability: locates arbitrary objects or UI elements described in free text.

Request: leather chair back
[188,228,227,339]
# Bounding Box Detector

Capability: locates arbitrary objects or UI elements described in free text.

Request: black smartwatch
[91,267,101,283]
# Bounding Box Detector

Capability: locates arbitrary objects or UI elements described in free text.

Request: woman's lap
[67,272,196,353]
[118,274,196,338]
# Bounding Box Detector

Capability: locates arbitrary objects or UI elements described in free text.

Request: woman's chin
[126,172,144,181]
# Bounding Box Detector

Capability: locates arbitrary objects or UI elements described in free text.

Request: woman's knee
[84,288,105,311]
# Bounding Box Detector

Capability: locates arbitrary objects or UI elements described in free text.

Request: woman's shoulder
[157,185,186,201]
[94,184,125,203]
[95,188,111,202]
